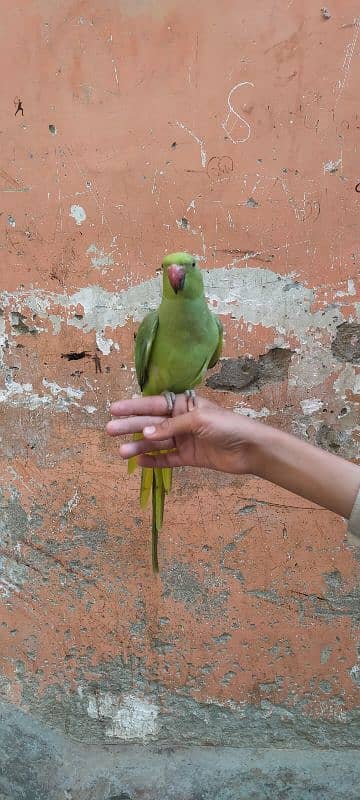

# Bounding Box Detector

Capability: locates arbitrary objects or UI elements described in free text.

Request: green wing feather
[135,310,159,390]
[128,312,158,476]
[208,316,223,369]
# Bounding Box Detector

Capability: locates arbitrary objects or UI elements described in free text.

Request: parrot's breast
[143,301,219,396]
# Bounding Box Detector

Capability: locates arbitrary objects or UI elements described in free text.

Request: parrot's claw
[162,390,176,414]
[185,389,196,411]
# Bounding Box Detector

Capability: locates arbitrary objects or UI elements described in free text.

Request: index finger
[109,395,171,417]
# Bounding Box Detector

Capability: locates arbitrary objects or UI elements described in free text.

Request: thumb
[143,413,197,440]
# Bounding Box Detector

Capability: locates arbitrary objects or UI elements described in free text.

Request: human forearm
[107,394,360,522]
[250,425,360,519]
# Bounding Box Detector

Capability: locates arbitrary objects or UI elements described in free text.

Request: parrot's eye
[192,261,196,267]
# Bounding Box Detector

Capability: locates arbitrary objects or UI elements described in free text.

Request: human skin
[106,394,360,521]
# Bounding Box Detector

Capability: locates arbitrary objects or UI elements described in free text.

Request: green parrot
[130,252,223,573]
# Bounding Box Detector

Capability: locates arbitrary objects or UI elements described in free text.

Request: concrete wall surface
[0,1,359,798]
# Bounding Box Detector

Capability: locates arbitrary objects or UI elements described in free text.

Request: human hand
[106,393,360,525]
[106,394,262,475]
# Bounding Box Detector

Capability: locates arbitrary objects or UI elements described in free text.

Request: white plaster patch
[64,490,80,514]
[348,279,356,296]
[69,205,86,225]
[0,267,341,337]
[95,331,114,355]
[86,691,159,740]
[0,377,95,414]
[0,267,357,399]
[323,158,341,174]
[42,379,84,400]
[289,343,337,391]
[0,313,6,367]
[233,405,270,418]
[87,244,114,269]
[349,664,360,685]
[0,556,29,598]
[0,379,36,405]
[333,364,360,399]
[300,398,323,415]
[335,279,356,298]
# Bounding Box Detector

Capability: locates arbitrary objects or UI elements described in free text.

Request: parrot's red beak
[168,264,185,294]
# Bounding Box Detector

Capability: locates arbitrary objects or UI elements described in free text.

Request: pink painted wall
[0,0,359,760]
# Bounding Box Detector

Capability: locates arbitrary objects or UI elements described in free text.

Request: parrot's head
[162,252,203,299]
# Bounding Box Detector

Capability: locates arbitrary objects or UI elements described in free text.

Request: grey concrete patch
[207,347,294,393]
[0,488,30,547]
[331,322,360,364]
[162,561,229,614]
[17,676,360,748]
[0,701,359,800]
[315,423,355,455]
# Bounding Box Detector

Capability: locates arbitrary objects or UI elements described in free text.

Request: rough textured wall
[0,1,359,798]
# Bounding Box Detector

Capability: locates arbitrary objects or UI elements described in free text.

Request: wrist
[246,422,279,478]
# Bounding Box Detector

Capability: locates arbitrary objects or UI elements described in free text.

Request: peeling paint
[0,267,344,335]
[1,267,355,402]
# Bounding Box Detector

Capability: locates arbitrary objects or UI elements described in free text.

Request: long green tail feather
[151,477,159,573]
[128,437,173,573]
[162,467,172,493]
[151,467,166,573]
[140,467,153,508]
[146,464,173,573]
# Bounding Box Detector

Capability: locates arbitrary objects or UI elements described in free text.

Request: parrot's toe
[162,390,176,413]
[185,389,196,411]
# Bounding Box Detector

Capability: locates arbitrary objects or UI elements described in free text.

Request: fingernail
[143,426,156,436]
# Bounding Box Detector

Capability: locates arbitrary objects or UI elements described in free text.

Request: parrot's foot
[162,390,176,413]
[185,389,196,411]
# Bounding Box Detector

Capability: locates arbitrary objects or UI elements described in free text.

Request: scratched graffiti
[221,81,254,143]
[335,17,360,106]
[175,120,207,167]
[207,156,234,180]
